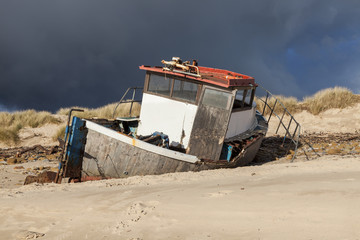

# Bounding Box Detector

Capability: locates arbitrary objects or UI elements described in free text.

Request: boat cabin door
[187,87,235,160]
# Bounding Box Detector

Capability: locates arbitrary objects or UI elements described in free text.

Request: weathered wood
[187,88,235,160]
[81,128,264,179]
[83,129,207,178]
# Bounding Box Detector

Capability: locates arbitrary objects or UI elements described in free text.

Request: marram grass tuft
[255,87,360,116]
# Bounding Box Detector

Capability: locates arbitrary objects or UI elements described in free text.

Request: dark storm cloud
[0,0,360,111]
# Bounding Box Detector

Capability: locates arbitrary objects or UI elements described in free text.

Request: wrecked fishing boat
[56,57,268,182]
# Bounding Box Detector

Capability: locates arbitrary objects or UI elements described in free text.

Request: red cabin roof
[139,65,256,89]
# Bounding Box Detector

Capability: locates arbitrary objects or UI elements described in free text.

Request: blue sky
[0,0,359,112]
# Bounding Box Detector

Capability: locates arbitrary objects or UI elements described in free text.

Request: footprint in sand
[14,230,45,239]
[112,201,159,234]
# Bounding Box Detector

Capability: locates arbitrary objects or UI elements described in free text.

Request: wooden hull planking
[81,121,264,179]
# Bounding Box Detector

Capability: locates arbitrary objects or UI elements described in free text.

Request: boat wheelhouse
[56,57,268,182]
[138,59,259,160]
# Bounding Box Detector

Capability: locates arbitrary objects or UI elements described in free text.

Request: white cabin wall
[137,93,198,148]
[225,108,256,138]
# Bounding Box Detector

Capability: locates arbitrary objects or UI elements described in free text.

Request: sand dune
[267,102,360,135]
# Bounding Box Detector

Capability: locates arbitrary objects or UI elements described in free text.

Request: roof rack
[161,57,201,78]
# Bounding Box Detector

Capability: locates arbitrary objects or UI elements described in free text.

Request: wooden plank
[187,87,235,160]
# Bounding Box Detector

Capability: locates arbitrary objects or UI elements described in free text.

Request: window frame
[232,87,256,112]
[144,72,257,110]
[146,72,173,96]
[201,87,234,110]
[144,72,201,105]
[172,78,200,103]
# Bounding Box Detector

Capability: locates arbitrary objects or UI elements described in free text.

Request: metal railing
[112,87,143,119]
[256,85,301,162]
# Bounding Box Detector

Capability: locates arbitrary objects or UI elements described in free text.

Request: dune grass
[256,87,360,116]
[302,87,359,115]
[0,125,21,145]
[53,125,66,142]
[255,95,300,116]
[0,102,141,145]
[56,102,141,119]
[53,102,141,141]
[0,110,61,145]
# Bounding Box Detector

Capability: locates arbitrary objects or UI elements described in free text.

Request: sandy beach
[0,155,359,239]
[0,103,360,239]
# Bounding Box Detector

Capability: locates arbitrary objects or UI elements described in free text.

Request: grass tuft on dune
[53,102,141,141]
[0,110,60,145]
[255,95,299,115]
[52,125,66,142]
[56,102,141,119]
[0,102,141,145]
[302,87,359,115]
[255,87,360,115]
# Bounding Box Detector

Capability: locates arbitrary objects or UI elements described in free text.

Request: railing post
[129,88,136,116]
[290,125,300,162]
[262,92,269,116]
[113,88,131,119]
[112,87,143,119]
[286,123,299,156]
[276,109,286,134]
[267,99,277,123]
[282,116,293,145]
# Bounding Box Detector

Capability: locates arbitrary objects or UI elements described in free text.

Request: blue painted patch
[220,144,233,162]
[64,117,87,178]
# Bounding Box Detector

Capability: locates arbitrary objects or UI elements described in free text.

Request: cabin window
[148,74,172,96]
[236,89,252,107]
[202,88,232,110]
[146,73,199,104]
[244,89,252,105]
[172,80,198,103]
[233,88,255,110]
